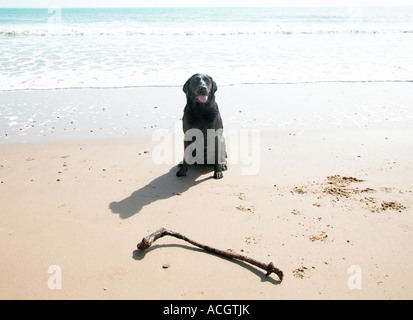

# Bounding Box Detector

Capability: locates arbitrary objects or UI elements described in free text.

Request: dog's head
[183,73,217,104]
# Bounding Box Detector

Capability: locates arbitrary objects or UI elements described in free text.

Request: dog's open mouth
[198,95,208,103]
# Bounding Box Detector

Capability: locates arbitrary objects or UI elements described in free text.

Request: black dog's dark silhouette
[176,73,227,179]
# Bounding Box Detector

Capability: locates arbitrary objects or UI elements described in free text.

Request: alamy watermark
[47,265,62,290]
[151,121,261,175]
[347,265,362,290]
[48,7,62,24]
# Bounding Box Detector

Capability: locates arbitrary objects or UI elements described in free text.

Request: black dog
[176,73,227,179]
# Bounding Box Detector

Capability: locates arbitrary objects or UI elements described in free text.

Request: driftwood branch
[137,228,283,282]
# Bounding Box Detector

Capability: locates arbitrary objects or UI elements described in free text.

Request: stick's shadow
[132,244,281,285]
[109,165,214,219]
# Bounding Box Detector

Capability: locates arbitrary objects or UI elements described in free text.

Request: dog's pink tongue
[198,95,208,103]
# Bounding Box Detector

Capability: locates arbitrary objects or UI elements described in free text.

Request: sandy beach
[0,82,412,299]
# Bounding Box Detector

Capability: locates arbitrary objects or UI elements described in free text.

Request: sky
[1,0,413,8]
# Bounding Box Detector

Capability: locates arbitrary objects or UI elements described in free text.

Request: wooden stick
[137,228,283,282]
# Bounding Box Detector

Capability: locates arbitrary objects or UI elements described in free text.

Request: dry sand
[0,83,412,299]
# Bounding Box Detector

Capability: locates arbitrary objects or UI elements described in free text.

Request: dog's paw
[176,166,188,177]
[222,163,228,171]
[213,171,224,179]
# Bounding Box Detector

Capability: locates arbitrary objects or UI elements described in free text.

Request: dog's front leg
[213,135,223,179]
[176,140,190,177]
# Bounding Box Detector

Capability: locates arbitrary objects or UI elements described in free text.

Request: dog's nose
[199,85,207,93]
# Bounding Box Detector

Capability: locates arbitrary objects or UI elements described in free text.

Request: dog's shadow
[109,165,214,219]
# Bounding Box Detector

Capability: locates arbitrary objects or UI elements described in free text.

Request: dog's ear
[183,78,190,94]
[211,77,218,94]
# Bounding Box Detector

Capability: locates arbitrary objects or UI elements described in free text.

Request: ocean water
[1,6,413,90]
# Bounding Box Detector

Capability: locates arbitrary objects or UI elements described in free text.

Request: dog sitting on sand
[176,73,227,179]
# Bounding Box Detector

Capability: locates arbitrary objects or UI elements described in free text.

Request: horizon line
[2,4,413,8]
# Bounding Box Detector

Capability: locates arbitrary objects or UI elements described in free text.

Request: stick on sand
[137,228,283,282]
